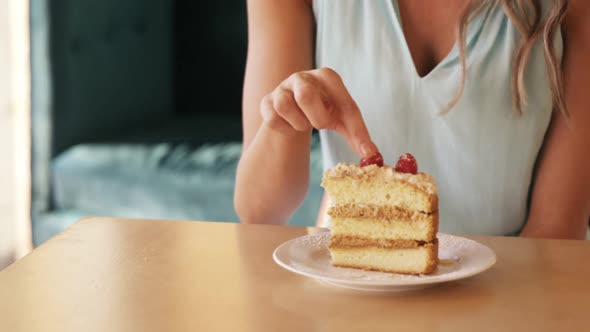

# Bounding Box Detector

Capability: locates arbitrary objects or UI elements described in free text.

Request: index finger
[310,68,378,158]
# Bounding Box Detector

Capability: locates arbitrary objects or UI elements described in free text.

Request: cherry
[395,153,418,174]
[360,152,384,167]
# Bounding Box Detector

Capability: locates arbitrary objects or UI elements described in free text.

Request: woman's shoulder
[564,0,590,28]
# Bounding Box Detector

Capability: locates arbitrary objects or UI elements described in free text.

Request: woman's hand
[260,67,378,157]
[236,0,377,225]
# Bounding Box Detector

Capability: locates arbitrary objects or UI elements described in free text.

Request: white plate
[273,231,496,292]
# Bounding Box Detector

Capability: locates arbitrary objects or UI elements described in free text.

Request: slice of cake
[321,153,439,275]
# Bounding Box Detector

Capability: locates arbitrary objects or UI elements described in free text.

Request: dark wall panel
[175,1,247,119]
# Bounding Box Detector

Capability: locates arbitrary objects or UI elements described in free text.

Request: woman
[234,0,589,239]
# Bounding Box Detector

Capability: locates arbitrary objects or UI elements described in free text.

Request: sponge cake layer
[330,216,437,242]
[322,164,437,213]
[330,244,438,275]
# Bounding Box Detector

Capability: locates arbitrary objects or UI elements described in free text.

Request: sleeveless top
[313,0,562,235]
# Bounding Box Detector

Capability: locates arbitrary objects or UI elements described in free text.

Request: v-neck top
[312,0,562,235]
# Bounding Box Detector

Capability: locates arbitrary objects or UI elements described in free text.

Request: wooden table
[1,218,589,332]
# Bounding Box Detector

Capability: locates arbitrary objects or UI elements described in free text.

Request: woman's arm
[234,0,315,224]
[235,0,378,225]
[521,1,590,239]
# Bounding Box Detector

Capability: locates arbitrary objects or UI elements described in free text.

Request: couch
[30,0,324,245]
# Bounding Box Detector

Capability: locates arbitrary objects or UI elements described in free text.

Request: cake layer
[330,217,436,242]
[330,244,438,274]
[321,164,437,213]
[328,206,438,242]
[329,217,436,242]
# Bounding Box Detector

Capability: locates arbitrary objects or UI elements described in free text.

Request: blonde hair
[447,0,567,115]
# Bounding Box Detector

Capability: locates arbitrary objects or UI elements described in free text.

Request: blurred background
[0,0,324,269]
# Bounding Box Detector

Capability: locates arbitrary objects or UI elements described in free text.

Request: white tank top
[313,0,562,235]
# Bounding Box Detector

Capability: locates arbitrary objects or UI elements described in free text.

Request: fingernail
[360,142,374,157]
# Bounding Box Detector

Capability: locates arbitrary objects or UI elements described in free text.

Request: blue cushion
[50,139,324,235]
